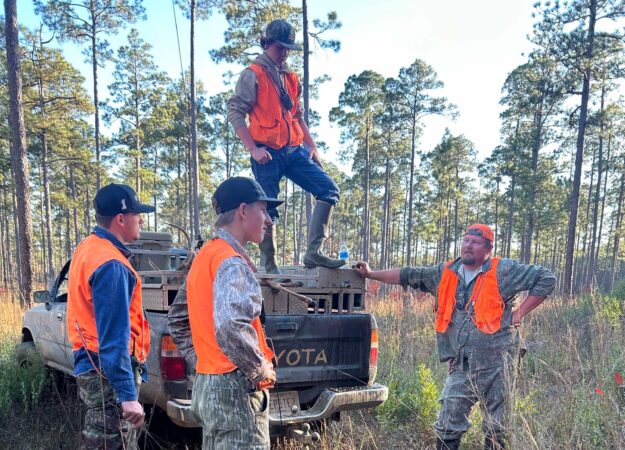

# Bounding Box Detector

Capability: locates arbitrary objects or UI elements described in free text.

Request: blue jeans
[251,145,340,221]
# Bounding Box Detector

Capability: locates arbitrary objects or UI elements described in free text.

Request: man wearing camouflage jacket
[355,224,556,450]
[169,177,280,450]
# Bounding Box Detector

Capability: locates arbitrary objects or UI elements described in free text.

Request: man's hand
[354,261,372,279]
[250,146,272,165]
[121,400,145,429]
[306,145,323,168]
[257,368,276,390]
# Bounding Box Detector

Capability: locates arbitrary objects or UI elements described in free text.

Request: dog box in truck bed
[129,237,386,437]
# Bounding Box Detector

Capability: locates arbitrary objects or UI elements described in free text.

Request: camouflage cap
[263,19,302,51]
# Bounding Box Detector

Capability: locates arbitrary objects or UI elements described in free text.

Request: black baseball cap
[264,19,302,51]
[212,177,283,215]
[94,183,156,216]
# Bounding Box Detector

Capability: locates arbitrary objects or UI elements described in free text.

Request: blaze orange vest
[186,238,274,375]
[247,63,304,149]
[435,258,504,334]
[67,234,150,363]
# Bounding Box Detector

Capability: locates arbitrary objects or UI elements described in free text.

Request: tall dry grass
[2,286,625,449]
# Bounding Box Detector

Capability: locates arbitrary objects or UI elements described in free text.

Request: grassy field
[1,287,624,449]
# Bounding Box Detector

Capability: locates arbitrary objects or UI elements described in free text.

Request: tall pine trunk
[362,120,371,260]
[609,153,625,291]
[189,0,200,239]
[564,0,596,298]
[5,0,34,307]
[588,83,606,287]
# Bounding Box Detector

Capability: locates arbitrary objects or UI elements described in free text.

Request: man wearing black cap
[227,19,344,274]
[67,183,154,449]
[183,177,280,449]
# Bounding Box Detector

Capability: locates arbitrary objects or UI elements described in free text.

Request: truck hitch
[287,422,321,448]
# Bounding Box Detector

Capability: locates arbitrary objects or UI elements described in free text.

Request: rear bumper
[269,383,388,426]
[166,383,388,428]
[166,398,199,428]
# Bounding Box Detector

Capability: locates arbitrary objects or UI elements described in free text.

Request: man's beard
[461,254,476,266]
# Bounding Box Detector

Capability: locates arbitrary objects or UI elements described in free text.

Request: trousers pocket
[200,387,249,431]
[248,389,268,415]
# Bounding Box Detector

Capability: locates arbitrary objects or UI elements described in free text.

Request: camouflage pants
[191,371,270,450]
[76,370,141,450]
[434,359,514,442]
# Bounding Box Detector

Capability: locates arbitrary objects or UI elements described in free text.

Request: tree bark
[524,108,544,264]
[302,0,313,224]
[34,34,55,279]
[381,157,391,270]
[406,112,417,264]
[90,7,102,190]
[588,84,605,288]
[362,119,371,261]
[70,167,80,246]
[5,0,34,307]
[563,0,596,299]
[190,0,200,239]
[609,153,625,291]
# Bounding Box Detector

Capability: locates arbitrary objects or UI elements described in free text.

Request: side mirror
[34,290,52,304]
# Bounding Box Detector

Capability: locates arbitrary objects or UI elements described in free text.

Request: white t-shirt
[461,265,480,285]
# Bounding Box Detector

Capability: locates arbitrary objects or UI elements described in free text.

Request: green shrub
[376,363,440,433]
[560,294,594,324]
[611,278,625,301]
[595,295,623,327]
[0,339,48,414]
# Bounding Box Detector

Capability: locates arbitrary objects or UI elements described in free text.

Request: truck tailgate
[265,314,371,388]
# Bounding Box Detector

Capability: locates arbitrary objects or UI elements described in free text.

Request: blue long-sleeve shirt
[73,226,147,402]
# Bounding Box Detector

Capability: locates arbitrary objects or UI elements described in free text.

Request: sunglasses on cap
[466,227,493,242]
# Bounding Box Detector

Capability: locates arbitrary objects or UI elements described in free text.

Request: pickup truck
[18,232,388,442]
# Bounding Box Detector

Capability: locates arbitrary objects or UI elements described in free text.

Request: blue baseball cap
[94,183,156,216]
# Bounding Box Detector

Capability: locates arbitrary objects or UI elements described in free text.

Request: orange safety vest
[435,257,504,335]
[186,237,274,375]
[247,63,304,150]
[67,234,150,363]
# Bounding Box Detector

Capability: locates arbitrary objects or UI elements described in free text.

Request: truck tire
[15,341,70,393]
[15,341,38,369]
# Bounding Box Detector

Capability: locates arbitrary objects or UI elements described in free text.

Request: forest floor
[1,287,625,449]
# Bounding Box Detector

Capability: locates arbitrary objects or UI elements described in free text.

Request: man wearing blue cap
[67,183,154,449]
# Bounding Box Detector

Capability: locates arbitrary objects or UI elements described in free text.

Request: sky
[18,0,538,166]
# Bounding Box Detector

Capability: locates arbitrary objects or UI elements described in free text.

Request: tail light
[368,317,379,385]
[160,335,186,380]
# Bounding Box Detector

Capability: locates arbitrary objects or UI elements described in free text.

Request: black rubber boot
[303,201,345,269]
[435,436,461,450]
[259,223,279,274]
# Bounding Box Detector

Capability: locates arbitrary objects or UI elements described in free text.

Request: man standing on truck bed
[355,224,556,450]
[227,19,344,273]
[185,177,280,449]
[67,183,154,449]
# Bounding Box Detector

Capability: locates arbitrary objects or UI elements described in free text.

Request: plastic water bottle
[338,243,349,268]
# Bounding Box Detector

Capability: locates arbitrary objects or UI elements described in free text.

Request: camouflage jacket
[400,257,556,369]
[167,228,273,384]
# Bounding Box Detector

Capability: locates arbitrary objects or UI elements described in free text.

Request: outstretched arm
[354,261,401,285]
